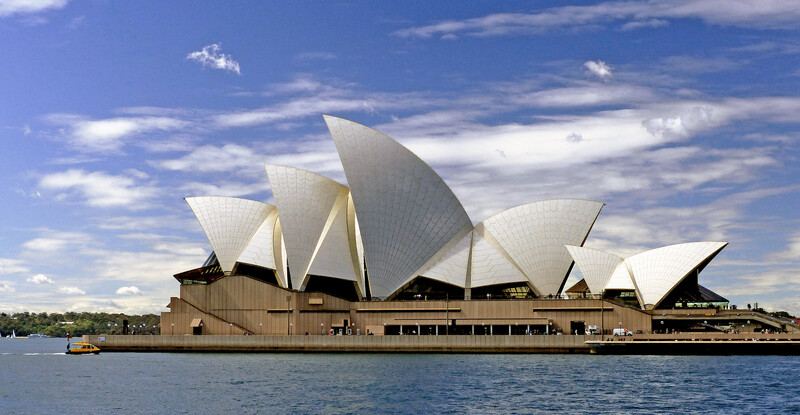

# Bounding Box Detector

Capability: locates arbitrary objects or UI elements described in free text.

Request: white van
[613,328,633,336]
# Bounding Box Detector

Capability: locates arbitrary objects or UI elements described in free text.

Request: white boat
[28,333,49,339]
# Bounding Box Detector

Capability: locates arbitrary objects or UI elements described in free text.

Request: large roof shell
[481,199,604,296]
[307,195,360,283]
[185,196,274,275]
[325,115,473,298]
[469,226,528,288]
[265,164,350,291]
[626,241,728,309]
[415,228,473,288]
[237,208,285,286]
[565,246,630,294]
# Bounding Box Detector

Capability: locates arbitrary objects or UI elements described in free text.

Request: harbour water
[2,338,799,414]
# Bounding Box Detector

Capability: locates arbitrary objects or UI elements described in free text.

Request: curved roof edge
[479,198,606,223]
[185,196,275,275]
[265,163,350,290]
[479,199,604,296]
[564,245,627,295]
[626,241,728,309]
[325,115,473,299]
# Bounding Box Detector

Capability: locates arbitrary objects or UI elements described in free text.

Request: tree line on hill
[0,312,161,337]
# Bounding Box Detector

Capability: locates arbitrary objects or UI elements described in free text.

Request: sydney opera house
[161,116,780,336]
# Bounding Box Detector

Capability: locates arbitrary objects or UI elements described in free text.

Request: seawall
[82,334,591,353]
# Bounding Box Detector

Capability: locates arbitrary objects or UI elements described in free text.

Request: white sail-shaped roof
[605,262,636,291]
[237,208,286,286]
[565,246,627,295]
[347,193,367,298]
[265,164,350,291]
[626,241,727,309]
[469,227,528,288]
[325,115,473,299]
[185,196,274,275]
[481,199,603,296]
[416,229,473,287]
[308,195,359,283]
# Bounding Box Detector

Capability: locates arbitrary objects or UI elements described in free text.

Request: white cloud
[394,1,800,38]
[621,19,670,31]
[66,299,122,312]
[512,85,656,107]
[296,52,336,61]
[0,281,15,293]
[58,286,85,295]
[213,96,377,128]
[0,0,69,17]
[179,180,268,198]
[186,43,241,75]
[23,237,69,252]
[156,143,264,172]
[68,116,186,153]
[116,286,142,295]
[0,258,28,274]
[566,132,583,143]
[21,231,93,256]
[38,169,158,209]
[583,61,612,79]
[27,274,55,285]
[767,231,800,262]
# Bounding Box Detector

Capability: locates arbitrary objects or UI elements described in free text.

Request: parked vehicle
[613,328,633,336]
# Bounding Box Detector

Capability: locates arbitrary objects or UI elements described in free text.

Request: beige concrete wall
[163,275,656,336]
[83,334,591,353]
[161,297,247,336]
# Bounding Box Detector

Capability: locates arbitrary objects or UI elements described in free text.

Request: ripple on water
[1,340,800,414]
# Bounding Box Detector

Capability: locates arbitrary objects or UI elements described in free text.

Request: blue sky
[2,1,800,314]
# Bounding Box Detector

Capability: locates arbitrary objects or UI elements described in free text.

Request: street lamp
[599,289,604,338]
[445,293,449,336]
[171,322,174,335]
[229,322,233,335]
[320,323,324,335]
[286,295,292,336]
[259,322,263,335]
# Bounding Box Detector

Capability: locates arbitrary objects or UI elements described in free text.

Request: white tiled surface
[325,115,473,298]
[308,195,359,283]
[470,228,528,288]
[565,245,628,294]
[482,199,603,296]
[185,196,273,274]
[237,208,280,274]
[626,241,727,308]
[606,262,636,291]
[265,164,350,290]
[417,227,472,287]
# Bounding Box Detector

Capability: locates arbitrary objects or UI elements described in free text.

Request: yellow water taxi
[66,342,101,355]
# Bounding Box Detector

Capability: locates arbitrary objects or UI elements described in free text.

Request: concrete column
[509,325,512,336]
[472,325,474,335]
[400,325,403,335]
[435,326,439,335]
[490,326,493,335]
